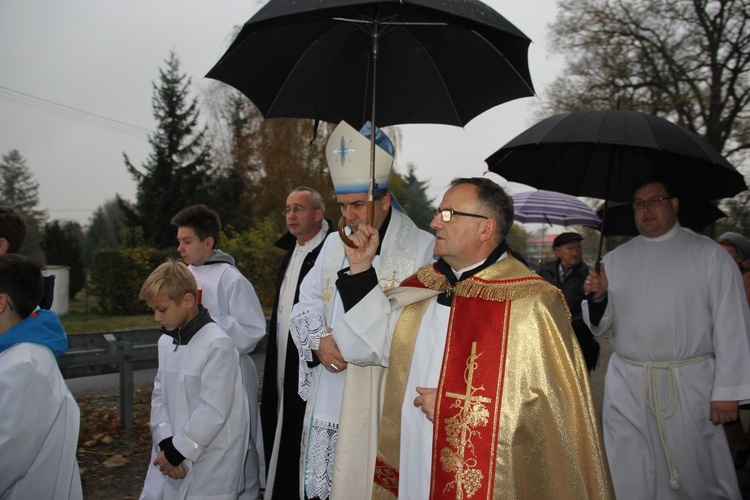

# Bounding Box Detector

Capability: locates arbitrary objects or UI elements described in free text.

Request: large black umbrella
[485,109,747,264]
[597,200,726,237]
[207,0,535,245]
[206,0,535,128]
[486,110,746,203]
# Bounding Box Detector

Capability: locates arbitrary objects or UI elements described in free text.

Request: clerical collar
[642,220,682,242]
[451,256,504,279]
[435,240,509,306]
[161,304,214,349]
[296,220,329,250]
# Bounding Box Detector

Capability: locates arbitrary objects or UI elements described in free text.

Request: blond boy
[139,260,249,499]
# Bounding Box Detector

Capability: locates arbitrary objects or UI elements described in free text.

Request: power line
[0,85,150,138]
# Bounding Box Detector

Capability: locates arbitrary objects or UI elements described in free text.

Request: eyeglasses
[632,196,673,210]
[282,206,310,216]
[433,208,488,222]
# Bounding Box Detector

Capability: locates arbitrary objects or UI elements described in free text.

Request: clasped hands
[154,450,186,479]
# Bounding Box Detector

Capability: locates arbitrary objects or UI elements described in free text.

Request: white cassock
[332,257,500,499]
[190,256,267,497]
[265,224,329,497]
[335,282,450,499]
[584,223,750,499]
[0,343,83,500]
[289,209,434,499]
[142,323,250,500]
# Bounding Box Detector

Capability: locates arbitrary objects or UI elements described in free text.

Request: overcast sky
[0,0,565,225]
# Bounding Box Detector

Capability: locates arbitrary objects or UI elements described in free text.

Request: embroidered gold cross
[322,278,333,303]
[442,342,490,499]
[378,270,400,290]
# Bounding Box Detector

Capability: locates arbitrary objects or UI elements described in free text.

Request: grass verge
[61,295,153,335]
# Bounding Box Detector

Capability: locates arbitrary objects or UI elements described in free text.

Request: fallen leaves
[103,455,130,468]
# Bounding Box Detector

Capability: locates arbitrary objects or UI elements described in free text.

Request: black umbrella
[206,0,535,128]
[486,110,746,203]
[485,109,747,264]
[597,200,726,237]
[207,0,535,246]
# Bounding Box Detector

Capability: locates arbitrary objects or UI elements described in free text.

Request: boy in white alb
[139,260,249,499]
[0,254,82,500]
[171,205,267,499]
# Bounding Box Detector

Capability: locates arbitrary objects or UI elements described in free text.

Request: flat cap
[553,232,583,248]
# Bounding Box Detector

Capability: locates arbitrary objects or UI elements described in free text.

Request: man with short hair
[584,174,750,498]
[334,177,614,499]
[539,232,599,372]
[288,121,434,499]
[261,187,331,499]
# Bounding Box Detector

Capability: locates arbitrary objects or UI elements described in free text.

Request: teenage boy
[0,254,82,499]
[170,204,266,498]
[139,260,250,499]
[0,205,54,309]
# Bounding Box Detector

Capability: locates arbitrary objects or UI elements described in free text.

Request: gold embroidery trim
[440,342,490,499]
[379,270,401,290]
[415,260,562,305]
[322,277,334,303]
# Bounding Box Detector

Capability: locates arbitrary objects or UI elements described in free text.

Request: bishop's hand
[344,223,379,275]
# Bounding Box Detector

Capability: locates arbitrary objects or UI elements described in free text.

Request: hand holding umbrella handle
[338,200,375,249]
[338,217,358,249]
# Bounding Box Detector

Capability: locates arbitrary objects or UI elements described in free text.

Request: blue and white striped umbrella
[512,190,601,228]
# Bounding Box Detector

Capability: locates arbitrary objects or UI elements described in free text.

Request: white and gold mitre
[326,120,394,194]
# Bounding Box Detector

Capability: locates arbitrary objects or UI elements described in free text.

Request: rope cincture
[620,352,715,491]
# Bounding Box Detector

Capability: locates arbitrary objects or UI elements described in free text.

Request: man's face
[633,182,679,238]
[176,226,214,266]
[285,190,324,244]
[430,184,489,269]
[554,240,582,269]
[337,192,391,232]
[147,294,193,332]
[720,242,742,264]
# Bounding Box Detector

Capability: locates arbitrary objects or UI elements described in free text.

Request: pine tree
[391,163,434,231]
[41,220,86,299]
[122,51,216,248]
[206,89,265,230]
[0,149,47,258]
[82,199,123,269]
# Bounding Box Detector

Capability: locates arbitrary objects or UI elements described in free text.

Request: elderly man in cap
[717,232,750,304]
[539,232,600,372]
[716,231,750,468]
[288,121,434,500]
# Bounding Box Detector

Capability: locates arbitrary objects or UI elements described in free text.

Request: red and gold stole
[373,259,550,499]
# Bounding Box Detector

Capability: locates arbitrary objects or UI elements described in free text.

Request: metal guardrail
[58,328,161,437]
[58,327,268,438]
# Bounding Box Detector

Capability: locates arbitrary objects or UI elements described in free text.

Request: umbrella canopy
[206,0,535,128]
[512,190,601,228]
[597,200,726,237]
[486,110,747,203]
